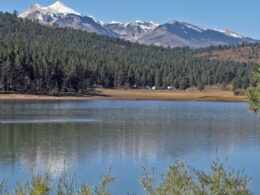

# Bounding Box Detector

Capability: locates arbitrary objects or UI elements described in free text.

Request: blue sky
[1,0,260,39]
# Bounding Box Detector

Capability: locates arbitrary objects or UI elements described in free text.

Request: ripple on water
[0,118,102,124]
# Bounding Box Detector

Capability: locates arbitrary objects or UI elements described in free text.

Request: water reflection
[0,100,259,194]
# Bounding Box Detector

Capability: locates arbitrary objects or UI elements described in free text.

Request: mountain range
[19,1,257,48]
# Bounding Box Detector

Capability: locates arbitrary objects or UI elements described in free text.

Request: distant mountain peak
[19,1,81,18]
[127,20,159,31]
[20,2,257,48]
[48,1,80,15]
[49,1,64,7]
[167,20,206,32]
[168,20,181,24]
[19,4,42,18]
[107,21,124,24]
[31,3,42,9]
[129,20,145,24]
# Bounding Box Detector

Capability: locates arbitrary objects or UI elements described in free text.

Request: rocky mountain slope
[19,1,258,48]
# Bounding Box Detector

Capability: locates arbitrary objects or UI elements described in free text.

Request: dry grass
[97,88,245,102]
[198,46,260,64]
[0,87,245,102]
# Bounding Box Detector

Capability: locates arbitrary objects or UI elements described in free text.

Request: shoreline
[0,88,246,102]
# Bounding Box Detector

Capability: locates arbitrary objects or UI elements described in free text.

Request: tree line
[0,12,256,94]
[247,64,260,113]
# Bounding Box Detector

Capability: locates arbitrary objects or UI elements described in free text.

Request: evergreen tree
[247,64,260,113]
[0,13,256,95]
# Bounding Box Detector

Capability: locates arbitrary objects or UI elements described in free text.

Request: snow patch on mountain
[215,29,244,38]
[87,15,104,25]
[20,1,80,18]
[184,23,205,32]
[20,2,256,48]
[168,20,206,32]
[127,20,159,31]
[108,21,124,25]
[19,4,42,18]
[19,1,107,27]
[48,1,80,15]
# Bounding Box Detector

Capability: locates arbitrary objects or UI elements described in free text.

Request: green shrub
[247,64,260,114]
[142,160,251,195]
[247,89,260,113]
[197,82,205,92]
[95,172,115,195]
[0,161,251,195]
[29,173,51,195]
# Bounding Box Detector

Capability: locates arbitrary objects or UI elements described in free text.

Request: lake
[0,100,259,194]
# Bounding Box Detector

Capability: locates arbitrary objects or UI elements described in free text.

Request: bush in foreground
[247,64,260,114]
[1,172,115,195]
[142,160,251,195]
[0,160,251,195]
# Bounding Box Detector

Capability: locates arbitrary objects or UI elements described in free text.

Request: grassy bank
[0,87,245,102]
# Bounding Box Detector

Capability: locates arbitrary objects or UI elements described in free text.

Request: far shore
[0,87,246,102]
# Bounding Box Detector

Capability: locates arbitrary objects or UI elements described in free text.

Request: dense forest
[0,12,256,94]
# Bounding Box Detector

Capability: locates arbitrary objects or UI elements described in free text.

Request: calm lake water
[0,100,259,194]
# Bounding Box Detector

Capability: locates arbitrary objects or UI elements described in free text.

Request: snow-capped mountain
[19,1,115,36]
[20,1,80,21]
[19,1,257,48]
[136,20,255,48]
[105,20,159,41]
[47,1,80,15]
[54,14,117,37]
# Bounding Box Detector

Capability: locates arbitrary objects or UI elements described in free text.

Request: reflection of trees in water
[0,105,259,176]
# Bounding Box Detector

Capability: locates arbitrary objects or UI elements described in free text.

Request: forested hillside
[197,43,260,64]
[0,12,255,94]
